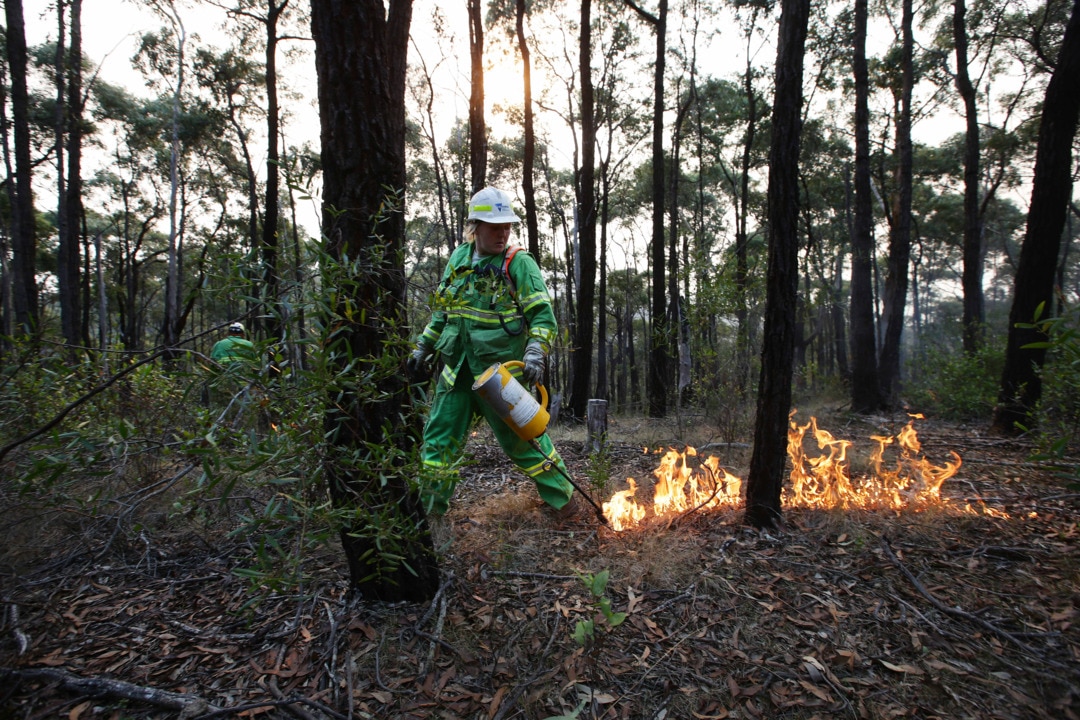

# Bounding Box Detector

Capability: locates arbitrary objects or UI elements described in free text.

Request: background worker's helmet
[229,322,245,334]
[467,187,521,224]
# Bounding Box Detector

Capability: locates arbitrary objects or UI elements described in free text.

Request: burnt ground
[2,411,1079,720]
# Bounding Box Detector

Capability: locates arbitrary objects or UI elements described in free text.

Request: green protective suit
[210,336,256,365]
[417,242,573,515]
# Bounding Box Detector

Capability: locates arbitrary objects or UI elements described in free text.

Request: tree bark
[310,0,439,602]
[468,0,487,193]
[67,0,85,349]
[745,0,810,530]
[878,0,915,407]
[262,0,288,343]
[625,0,670,418]
[516,0,540,259]
[5,0,38,335]
[569,0,597,421]
[161,5,186,358]
[992,0,1080,434]
[955,0,984,355]
[849,0,880,412]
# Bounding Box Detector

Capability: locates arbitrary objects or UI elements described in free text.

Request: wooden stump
[587,399,608,455]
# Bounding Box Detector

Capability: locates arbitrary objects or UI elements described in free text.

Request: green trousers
[420,364,574,515]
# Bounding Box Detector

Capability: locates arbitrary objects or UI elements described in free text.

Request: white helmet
[229,322,245,333]
[467,187,521,224]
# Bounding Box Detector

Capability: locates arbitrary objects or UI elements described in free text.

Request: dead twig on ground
[3,667,221,716]
[880,537,1079,679]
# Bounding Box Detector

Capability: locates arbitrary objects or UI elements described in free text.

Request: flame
[602,447,741,530]
[602,413,964,531]
[786,412,961,510]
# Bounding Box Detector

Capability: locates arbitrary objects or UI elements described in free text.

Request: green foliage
[1020,303,1080,488]
[571,569,626,647]
[584,437,612,498]
[906,342,1004,421]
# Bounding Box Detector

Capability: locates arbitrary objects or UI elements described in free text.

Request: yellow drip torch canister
[472,361,550,442]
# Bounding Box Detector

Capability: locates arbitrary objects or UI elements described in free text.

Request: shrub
[906,343,1004,421]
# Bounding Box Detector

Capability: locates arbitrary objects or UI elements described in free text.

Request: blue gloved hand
[522,342,546,387]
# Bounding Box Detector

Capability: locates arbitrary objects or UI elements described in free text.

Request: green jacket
[210,336,255,365]
[418,243,557,387]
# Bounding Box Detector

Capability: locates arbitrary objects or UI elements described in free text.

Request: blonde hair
[464,219,480,241]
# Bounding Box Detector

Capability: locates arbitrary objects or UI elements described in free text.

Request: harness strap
[501,245,524,297]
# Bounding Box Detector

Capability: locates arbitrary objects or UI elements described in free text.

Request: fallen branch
[4,667,221,716]
[880,538,1078,676]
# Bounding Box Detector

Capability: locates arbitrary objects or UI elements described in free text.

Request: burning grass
[602,412,968,531]
[4,413,1078,719]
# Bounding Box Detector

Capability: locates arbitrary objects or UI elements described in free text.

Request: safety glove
[407,343,433,382]
[522,342,546,387]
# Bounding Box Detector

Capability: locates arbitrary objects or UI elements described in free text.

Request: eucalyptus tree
[406,34,459,256]
[625,0,671,418]
[52,0,86,351]
[488,0,565,257]
[714,0,773,396]
[993,0,1080,434]
[745,0,809,530]
[878,0,916,408]
[468,0,487,191]
[310,0,440,602]
[136,1,190,359]
[566,0,599,421]
[849,0,880,412]
[89,83,168,351]
[4,0,39,336]
[594,0,648,401]
[797,120,852,382]
[215,0,309,344]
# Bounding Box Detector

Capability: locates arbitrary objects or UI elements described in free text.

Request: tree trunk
[55,0,80,352]
[262,0,287,343]
[625,0,669,418]
[162,7,186,357]
[5,0,38,335]
[849,0,880,412]
[735,24,759,395]
[596,170,609,400]
[878,0,914,407]
[310,0,439,602]
[992,0,1080,434]
[468,0,486,193]
[955,0,984,355]
[569,0,597,421]
[516,0,540,259]
[744,0,810,530]
[67,0,85,349]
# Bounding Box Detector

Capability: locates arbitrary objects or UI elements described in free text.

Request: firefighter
[210,322,256,366]
[408,186,574,522]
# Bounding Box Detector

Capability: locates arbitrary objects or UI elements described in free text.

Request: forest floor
[2,408,1080,720]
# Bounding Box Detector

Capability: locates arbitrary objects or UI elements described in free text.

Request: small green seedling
[572,569,627,646]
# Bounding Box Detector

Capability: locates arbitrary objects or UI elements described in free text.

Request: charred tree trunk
[66,0,85,349]
[262,0,288,343]
[311,0,439,602]
[849,0,880,412]
[516,0,540,259]
[569,0,597,421]
[468,0,486,193]
[955,0,984,355]
[878,0,915,407]
[626,0,670,418]
[992,0,1080,434]
[5,0,38,336]
[745,0,810,530]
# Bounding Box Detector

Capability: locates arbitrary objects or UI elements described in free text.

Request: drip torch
[473,361,608,525]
